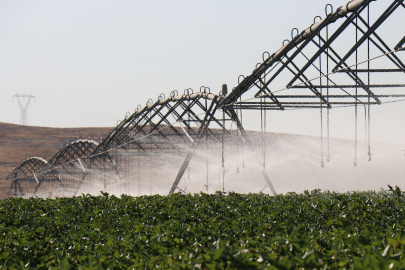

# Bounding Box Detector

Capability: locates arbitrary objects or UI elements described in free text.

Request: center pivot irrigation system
[5,0,405,198]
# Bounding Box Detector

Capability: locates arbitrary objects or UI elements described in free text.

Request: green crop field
[1,187,405,269]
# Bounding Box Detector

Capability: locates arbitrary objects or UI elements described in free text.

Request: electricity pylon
[13,93,35,126]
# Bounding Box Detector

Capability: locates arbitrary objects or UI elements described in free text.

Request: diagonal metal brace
[169,98,219,195]
[395,36,405,51]
[226,107,277,195]
[333,0,404,72]
[286,2,369,87]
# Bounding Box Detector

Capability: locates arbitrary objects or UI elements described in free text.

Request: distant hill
[0,122,113,199]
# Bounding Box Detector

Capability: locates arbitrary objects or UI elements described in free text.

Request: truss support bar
[33,173,39,184]
[291,84,405,88]
[257,14,336,96]
[77,158,86,172]
[150,103,185,135]
[227,108,250,145]
[395,36,405,51]
[238,102,378,105]
[167,101,222,141]
[333,0,404,72]
[282,58,332,107]
[179,121,195,142]
[352,14,405,72]
[254,80,284,110]
[222,0,368,105]
[285,2,368,87]
[269,95,405,98]
[232,105,329,110]
[308,36,380,104]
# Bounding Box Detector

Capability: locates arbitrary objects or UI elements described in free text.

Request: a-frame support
[227,107,277,195]
[169,98,277,196]
[7,180,24,198]
[169,97,219,195]
[73,155,128,196]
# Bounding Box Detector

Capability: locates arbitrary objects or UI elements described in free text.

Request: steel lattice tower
[13,93,35,126]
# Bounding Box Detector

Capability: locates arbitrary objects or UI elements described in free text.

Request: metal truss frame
[32,139,101,197]
[221,0,405,110]
[92,91,228,156]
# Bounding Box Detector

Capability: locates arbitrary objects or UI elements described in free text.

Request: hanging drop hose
[261,96,265,169]
[259,70,264,170]
[137,151,140,196]
[264,96,267,170]
[205,97,209,192]
[263,73,267,170]
[326,16,331,163]
[368,95,371,162]
[354,89,358,166]
[189,102,191,182]
[367,4,372,162]
[222,111,225,168]
[240,96,245,168]
[236,104,240,173]
[364,105,367,156]
[354,17,358,167]
[222,108,225,193]
[319,31,324,168]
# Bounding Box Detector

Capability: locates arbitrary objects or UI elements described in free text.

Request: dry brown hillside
[0,122,113,199]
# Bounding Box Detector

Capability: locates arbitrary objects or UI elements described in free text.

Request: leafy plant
[388,185,403,198]
[1,188,405,269]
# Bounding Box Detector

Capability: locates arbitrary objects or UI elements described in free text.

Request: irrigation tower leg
[74,173,88,196]
[169,152,194,195]
[33,181,42,196]
[8,181,24,198]
[261,170,277,195]
[228,107,277,195]
[111,157,129,194]
[17,181,24,197]
[169,98,219,195]
[57,174,67,195]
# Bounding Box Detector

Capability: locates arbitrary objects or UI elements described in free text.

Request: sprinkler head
[222,84,228,96]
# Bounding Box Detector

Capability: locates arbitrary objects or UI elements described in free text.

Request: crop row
[1,189,405,269]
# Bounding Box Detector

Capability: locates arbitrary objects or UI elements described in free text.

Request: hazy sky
[0,0,404,144]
